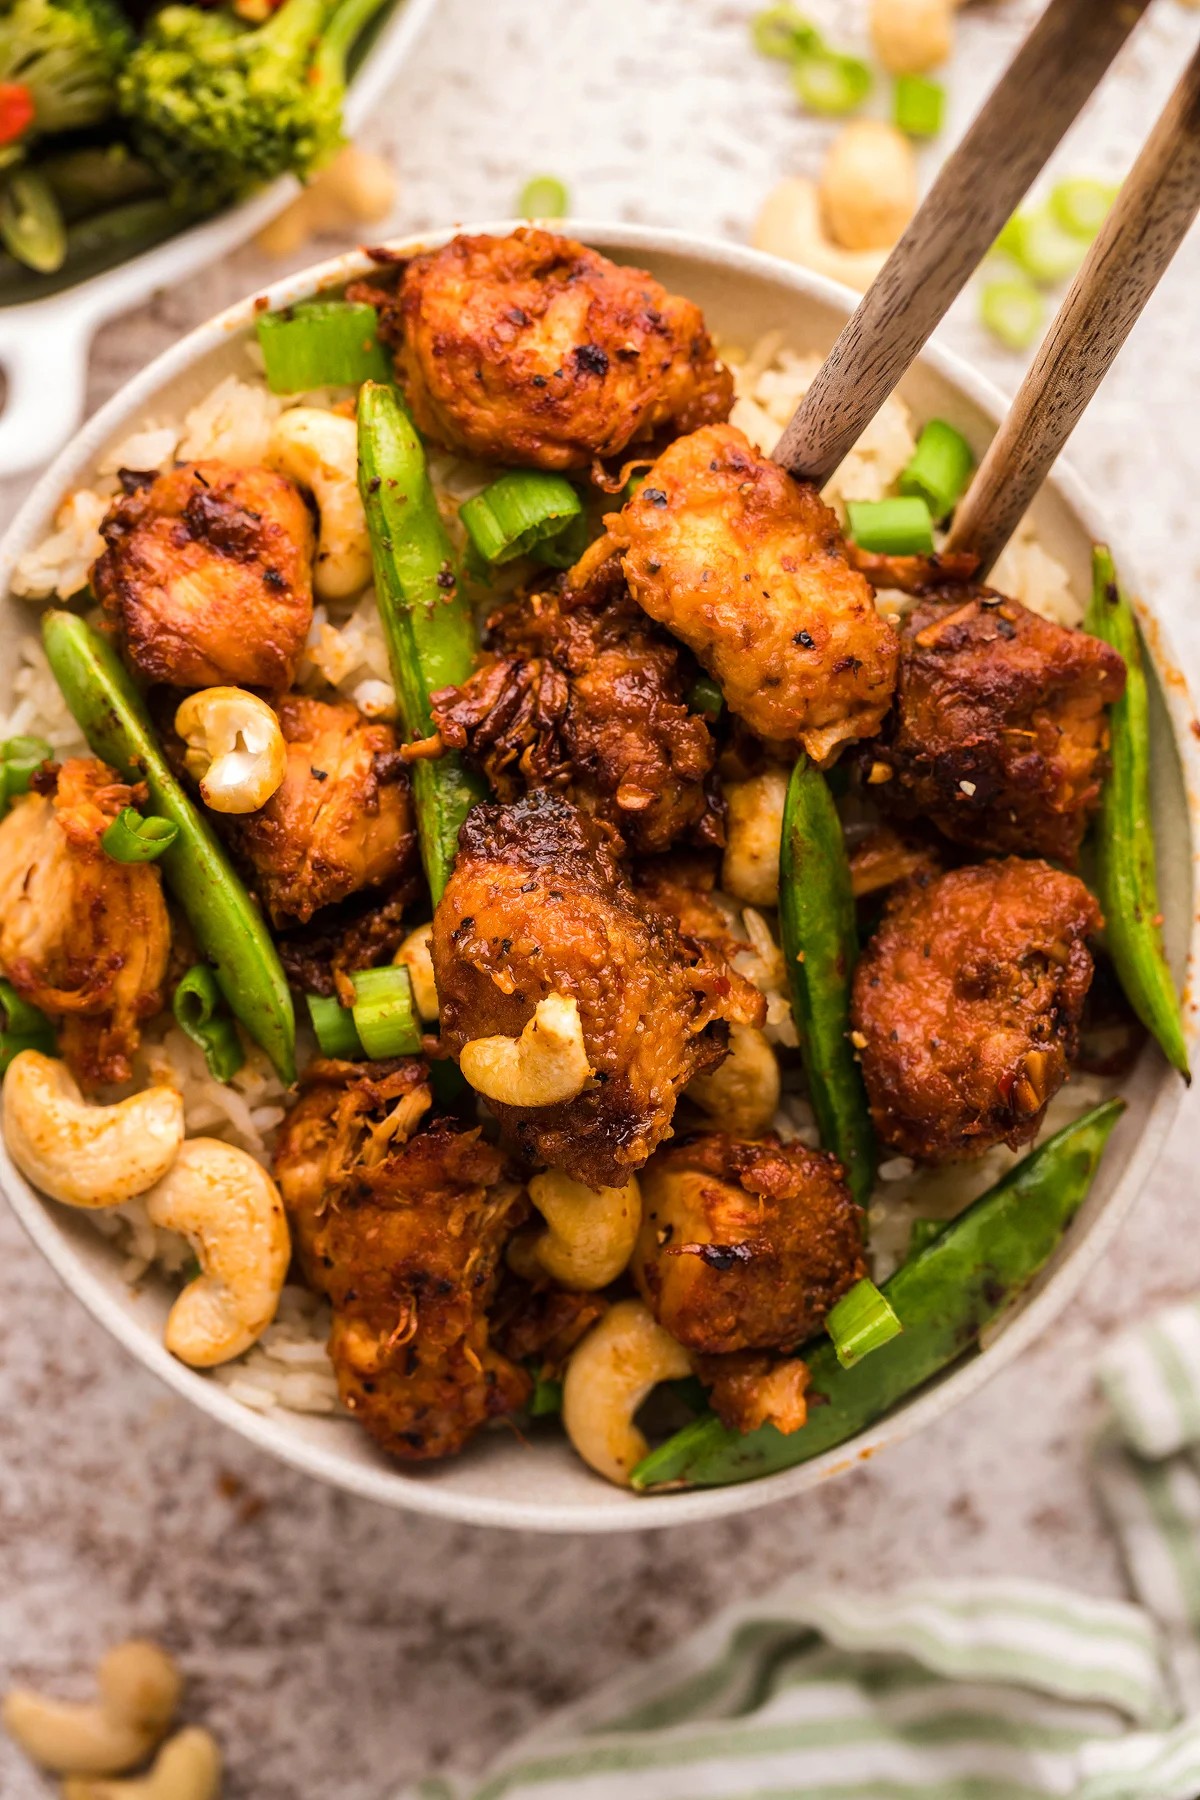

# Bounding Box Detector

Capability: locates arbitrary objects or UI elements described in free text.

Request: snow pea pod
[357,381,486,903]
[41,611,296,1082]
[779,751,875,1210]
[1085,547,1189,1079]
[632,1098,1123,1490]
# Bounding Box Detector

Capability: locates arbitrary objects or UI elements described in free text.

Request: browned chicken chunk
[274,1059,530,1462]
[363,229,733,469]
[223,694,417,928]
[0,758,170,1087]
[432,792,765,1189]
[695,1350,812,1436]
[876,591,1126,864]
[431,554,720,854]
[92,463,314,690]
[851,858,1100,1163]
[607,424,899,760]
[634,1133,864,1355]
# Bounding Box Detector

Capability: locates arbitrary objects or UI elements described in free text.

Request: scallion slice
[980,277,1045,351]
[996,207,1084,284]
[1050,176,1118,241]
[845,496,934,555]
[1,733,52,794]
[173,963,245,1082]
[460,472,583,566]
[256,300,392,395]
[306,992,363,1060]
[534,506,591,571]
[0,977,55,1072]
[351,965,421,1060]
[101,807,179,863]
[792,48,872,116]
[688,673,724,720]
[893,73,944,138]
[750,3,820,59]
[517,175,569,219]
[898,419,975,522]
[826,1276,902,1369]
[529,1373,564,1417]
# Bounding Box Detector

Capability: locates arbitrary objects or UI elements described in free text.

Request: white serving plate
[1,224,1196,1532]
[0,0,439,478]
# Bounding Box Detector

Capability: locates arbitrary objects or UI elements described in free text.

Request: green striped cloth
[406,1300,1200,1800]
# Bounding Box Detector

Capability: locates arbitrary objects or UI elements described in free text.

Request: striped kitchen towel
[407,1299,1200,1800]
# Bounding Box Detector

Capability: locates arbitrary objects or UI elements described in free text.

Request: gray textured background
[2,3,1200,1795]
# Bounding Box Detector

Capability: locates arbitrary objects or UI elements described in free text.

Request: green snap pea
[357,381,487,903]
[633,1098,1124,1490]
[778,752,876,1211]
[41,611,295,1082]
[1085,547,1189,1079]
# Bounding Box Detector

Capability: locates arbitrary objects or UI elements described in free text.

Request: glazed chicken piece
[847,825,940,900]
[694,1351,812,1436]
[0,758,170,1087]
[274,1059,530,1461]
[431,554,721,855]
[491,1277,607,1381]
[358,229,733,470]
[851,858,1100,1163]
[876,591,1126,864]
[222,694,417,928]
[634,1133,864,1356]
[607,425,899,761]
[432,791,765,1189]
[92,462,314,690]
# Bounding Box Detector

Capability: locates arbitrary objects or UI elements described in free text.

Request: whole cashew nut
[686,1025,781,1139]
[144,1138,290,1367]
[460,993,592,1108]
[562,1299,691,1487]
[820,121,918,253]
[722,769,789,907]
[752,178,889,294]
[519,1169,641,1291]
[267,408,372,602]
[62,1727,222,1800]
[175,688,287,815]
[869,0,955,74]
[394,923,438,1021]
[2,1640,181,1776]
[2,1051,184,1208]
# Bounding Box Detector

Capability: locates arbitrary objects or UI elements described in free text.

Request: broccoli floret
[117,0,388,213]
[0,0,133,142]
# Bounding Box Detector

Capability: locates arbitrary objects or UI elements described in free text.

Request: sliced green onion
[0,168,67,275]
[898,419,975,522]
[100,807,179,863]
[980,276,1045,351]
[516,175,569,219]
[256,300,392,394]
[0,733,52,794]
[893,73,944,138]
[534,505,591,571]
[173,963,245,1082]
[0,978,56,1072]
[529,1373,564,1417]
[688,673,725,720]
[460,472,583,566]
[306,992,363,1060]
[907,1218,945,1258]
[792,49,872,117]
[826,1276,902,1369]
[846,496,934,556]
[750,3,821,59]
[996,207,1085,285]
[1050,176,1118,241]
[350,966,421,1060]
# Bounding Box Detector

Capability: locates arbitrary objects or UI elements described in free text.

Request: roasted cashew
[562,1299,692,1486]
[2,1051,184,1208]
[144,1138,290,1367]
[753,178,889,294]
[820,121,917,252]
[460,993,591,1108]
[256,144,396,257]
[869,0,955,74]
[518,1169,641,1291]
[62,1727,222,1800]
[268,407,371,601]
[2,1641,180,1776]
[722,769,788,907]
[394,923,438,1021]
[686,1024,781,1139]
[175,688,287,815]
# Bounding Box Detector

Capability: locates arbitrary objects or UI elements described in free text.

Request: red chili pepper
[0,83,34,145]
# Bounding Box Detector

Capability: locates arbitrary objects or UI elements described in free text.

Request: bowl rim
[2,220,1197,1533]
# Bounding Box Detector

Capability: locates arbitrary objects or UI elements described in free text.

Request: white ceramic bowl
[0,0,439,478]
[2,224,1196,1532]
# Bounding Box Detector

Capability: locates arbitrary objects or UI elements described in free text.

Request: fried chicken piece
[877,592,1126,864]
[431,555,721,854]
[694,1351,811,1435]
[277,890,416,1002]
[848,825,940,899]
[274,1059,530,1461]
[851,858,1100,1163]
[491,1276,607,1378]
[607,424,898,761]
[222,694,417,928]
[92,462,314,690]
[634,1133,864,1355]
[362,229,732,471]
[432,792,765,1189]
[0,758,170,1087]
[634,853,744,959]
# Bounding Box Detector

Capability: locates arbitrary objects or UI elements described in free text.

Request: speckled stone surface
[2,4,1200,1795]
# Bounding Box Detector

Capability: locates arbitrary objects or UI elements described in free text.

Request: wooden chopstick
[947,40,1200,576]
[772,0,1153,489]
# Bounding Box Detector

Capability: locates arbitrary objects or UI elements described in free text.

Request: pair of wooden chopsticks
[774,0,1200,577]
